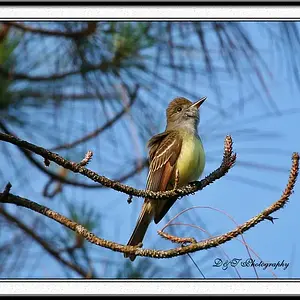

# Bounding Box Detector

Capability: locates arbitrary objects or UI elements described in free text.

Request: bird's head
[166,96,206,131]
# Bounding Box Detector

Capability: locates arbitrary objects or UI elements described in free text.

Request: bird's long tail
[124,201,153,261]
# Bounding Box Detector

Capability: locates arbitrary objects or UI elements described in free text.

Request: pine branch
[2,21,98,38]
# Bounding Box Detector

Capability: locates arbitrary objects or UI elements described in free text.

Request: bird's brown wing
[147,131,170,161]
[146,130,182,224]
[125,131,182,261]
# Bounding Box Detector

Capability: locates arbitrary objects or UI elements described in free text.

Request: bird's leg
[174,169,180,189]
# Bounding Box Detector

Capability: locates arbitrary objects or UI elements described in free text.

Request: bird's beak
[190,96,207,109]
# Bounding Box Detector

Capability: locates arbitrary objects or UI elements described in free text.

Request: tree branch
[50,84,139,151]
[0,132,236,200]
[0,205,90,277]
[0,61,111,82]
[2,21,98,39]
[1,119,147,190]
[0,152,298,259]
[0,122,100,188]
[13,90,121,102]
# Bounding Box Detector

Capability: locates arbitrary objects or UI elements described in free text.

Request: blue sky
[1,22,300,279]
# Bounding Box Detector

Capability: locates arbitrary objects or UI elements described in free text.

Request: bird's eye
[176,107,182,112]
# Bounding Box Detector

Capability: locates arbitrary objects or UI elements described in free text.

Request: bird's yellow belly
[175,136,205,186]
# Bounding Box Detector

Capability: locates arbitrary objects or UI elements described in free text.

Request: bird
[125,96,207,261]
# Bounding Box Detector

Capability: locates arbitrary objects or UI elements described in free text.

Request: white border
[0,7,300,19]
[0,280,299,295]
[0,5,300,296]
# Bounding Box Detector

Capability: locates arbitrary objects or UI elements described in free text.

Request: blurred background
[0,21,300,279]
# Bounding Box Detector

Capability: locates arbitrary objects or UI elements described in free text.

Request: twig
[264,216,278,224]
[160,222,243,278]
[0,61,111,82]
[127,195,133,204]
[3,21,97,39]
[79,151,93,167]
[1,120,147,190]
[0,206,89,277]
[157,230,197,244]
[43,152,93,198]
[15,90,122,102]
[50,85,139,151]
[44,158,50,167]
[0,121,96,188]
[43,178,62,199]
[0,182,11,201]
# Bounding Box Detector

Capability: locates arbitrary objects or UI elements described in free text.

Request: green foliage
[110,22,155,69]
[0,36,18,110]
[0,30,23,125]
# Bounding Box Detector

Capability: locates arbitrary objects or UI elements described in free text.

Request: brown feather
[124,201,153,261]
[147,131,170,161]
[125,130,182,261]
[153,133,183,222]
[153,161,176,224]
